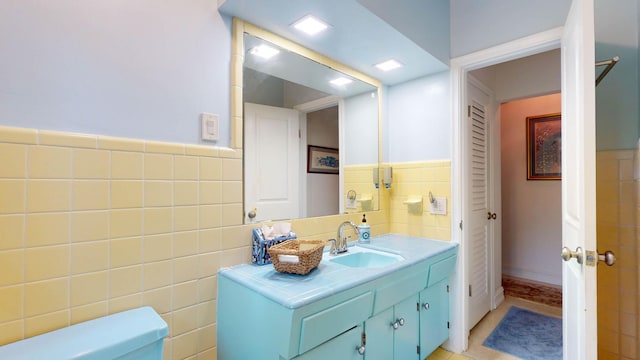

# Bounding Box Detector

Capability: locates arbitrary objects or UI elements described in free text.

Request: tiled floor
[426,296,562,360]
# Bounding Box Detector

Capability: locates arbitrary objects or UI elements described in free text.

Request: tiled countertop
[218,234,458,309]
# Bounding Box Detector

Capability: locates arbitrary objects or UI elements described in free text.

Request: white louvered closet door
[467,79,491,329]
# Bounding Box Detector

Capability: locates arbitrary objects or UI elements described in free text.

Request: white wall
[387,71,450,163]
[471,50,561,102]
[501,94,562,285]
[344,91,379,166]
[0,0,231,146]
[471,49,561,103]
[494,50,561,102]
[450,0,570,58]
[306,107,339,217]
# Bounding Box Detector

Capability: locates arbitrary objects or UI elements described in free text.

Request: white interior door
[244,103,300,223]
[561,0,597,358]
[466,78,492,329]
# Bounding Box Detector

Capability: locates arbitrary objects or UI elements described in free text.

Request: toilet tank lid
[0,306,169,359]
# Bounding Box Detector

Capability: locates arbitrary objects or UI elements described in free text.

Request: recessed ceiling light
[249,44,280,60]
[330,77,353,86]
[375,59,403,71]
[292,15,329,36]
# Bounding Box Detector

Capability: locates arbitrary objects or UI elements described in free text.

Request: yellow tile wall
[343,164,380,213]
[595,150,638,359]
[0,125,405,359]
[384,160,452,240]
[0,126,250,359]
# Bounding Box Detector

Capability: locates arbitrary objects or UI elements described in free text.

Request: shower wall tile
[596,150,638,359]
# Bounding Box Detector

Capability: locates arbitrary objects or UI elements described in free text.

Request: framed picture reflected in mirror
[307,145,339,174]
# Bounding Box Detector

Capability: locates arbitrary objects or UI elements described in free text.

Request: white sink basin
[328,246,404,268]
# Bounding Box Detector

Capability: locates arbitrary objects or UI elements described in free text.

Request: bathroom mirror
[231,19,382,224]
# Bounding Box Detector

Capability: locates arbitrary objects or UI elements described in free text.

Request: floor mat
[483,306,562,360]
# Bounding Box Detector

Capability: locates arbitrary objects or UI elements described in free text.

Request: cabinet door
[296,325,363,360]
[393,294,420,360]
[363,308,394,360]
[419,281,449,358]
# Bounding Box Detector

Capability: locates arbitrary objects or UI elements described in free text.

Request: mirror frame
[230,18,383,220]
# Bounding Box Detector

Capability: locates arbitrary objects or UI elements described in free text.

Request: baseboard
[493,286,505,309]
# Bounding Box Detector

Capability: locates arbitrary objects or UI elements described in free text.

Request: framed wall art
[307,145,339,174]
[527,113,561,180]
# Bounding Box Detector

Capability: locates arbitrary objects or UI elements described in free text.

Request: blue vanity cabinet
[419,280,450,358]
[217,235,459,360]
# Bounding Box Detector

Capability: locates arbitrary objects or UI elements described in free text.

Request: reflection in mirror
[238,26,381,224]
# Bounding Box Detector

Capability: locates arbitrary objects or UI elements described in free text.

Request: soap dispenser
[358,214,371,243]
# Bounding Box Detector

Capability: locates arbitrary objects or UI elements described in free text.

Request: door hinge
[467,105,471,117]
[469,284,472,297]
[446,285,450,293]
[416,302,420,311]
[417,345,420,354]
[447,321,450,329]
[459,220,463,230]
[298,129,301,138]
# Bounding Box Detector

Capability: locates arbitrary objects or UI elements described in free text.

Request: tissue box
[251,228,297,265]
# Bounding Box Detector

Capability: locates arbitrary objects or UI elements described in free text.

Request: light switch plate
[201,113,219,141]
[430,197,447,215]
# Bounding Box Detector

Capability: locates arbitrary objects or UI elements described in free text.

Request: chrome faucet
[329,221,360,255]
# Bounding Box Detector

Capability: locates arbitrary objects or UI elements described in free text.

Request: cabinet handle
[356,345,365,355]
[422,302,430,310]
[391,318,405,329]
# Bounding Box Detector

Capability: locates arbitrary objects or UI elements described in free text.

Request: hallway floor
[427,296,562,360]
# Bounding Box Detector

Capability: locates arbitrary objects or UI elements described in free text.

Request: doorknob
[585,250,616,266]
[598,250,616,266]
[247,208,257,220]
[561,246,583,264]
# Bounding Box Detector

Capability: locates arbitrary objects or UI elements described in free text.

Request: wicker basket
[267,239,325,275]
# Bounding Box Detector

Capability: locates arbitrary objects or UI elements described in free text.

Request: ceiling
[218,0,449,86]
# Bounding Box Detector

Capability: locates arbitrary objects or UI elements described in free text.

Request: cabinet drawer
[373,270,427,314]
[427,255,456,287]
[295,325,363,360]
[299,292,373,354]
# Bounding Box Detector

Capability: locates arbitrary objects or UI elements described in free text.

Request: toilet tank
[0,306,168,360]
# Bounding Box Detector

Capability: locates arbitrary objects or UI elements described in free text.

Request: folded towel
[261,222,292,240]
[278,255,299,264]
